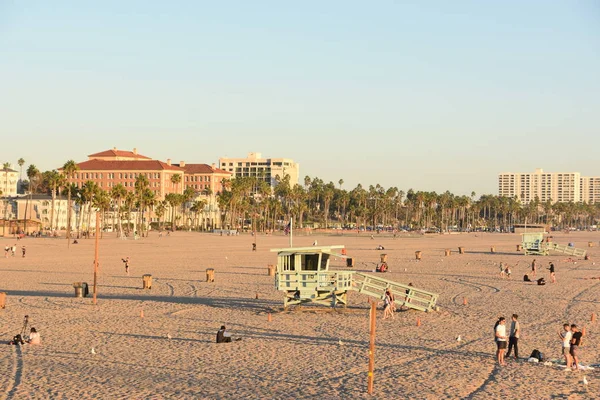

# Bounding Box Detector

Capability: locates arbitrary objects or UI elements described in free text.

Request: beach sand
[1,231,599,399]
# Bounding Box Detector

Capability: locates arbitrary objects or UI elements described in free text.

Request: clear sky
[1,1,598,195]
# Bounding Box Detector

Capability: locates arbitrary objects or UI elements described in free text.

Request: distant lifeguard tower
[521,232,587,257]
[271,245,438,311]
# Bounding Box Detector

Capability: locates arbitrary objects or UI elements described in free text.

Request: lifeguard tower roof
[270,245,345,254]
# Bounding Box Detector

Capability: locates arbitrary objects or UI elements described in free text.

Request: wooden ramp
[546,243,587,257]
[351,272,438,312]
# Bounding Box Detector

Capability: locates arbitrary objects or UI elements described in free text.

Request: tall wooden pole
[93,211,100,305]
[368,300,376,394]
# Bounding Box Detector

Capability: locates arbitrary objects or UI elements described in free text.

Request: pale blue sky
[1,1,598,195]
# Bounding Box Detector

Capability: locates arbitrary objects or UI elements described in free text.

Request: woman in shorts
[495,317,508,366]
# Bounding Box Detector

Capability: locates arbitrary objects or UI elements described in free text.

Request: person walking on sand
[531,259,537,278]
[548,262,556,283]
[382,290,394,320]
[21,246,26,258]
[570,324,583,370]
[506,314,520,361]
[122,257,130,275]
[499,263,506,278]
[558,323,573,369]
[495,317,508,366]
[505,265,512,279]
[4,246,9,258]
[11,244,16,257]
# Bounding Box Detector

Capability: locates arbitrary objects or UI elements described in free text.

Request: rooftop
[74,159,184,172]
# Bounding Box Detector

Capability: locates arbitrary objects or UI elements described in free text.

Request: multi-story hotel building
[15,195,77,230]
[67,148,185,199]
[580,177,600,204]
[175,162,231,195]
[219,152,299,188]
[498,168,600,204]
[1,166,19,197]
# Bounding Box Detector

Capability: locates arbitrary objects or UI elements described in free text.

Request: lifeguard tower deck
[521,233,587,257]
[271,246,438,312]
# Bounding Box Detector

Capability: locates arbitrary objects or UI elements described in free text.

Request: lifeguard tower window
[281,253,295,271]
[301,254,319,271]
[320,254,330,270]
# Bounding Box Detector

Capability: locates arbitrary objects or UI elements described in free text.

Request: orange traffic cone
[268,313,272,322]
[582,326,587,336]
[592,313,597,323]
[416,318,421,327]
[463,297,468,306]
[140,309,144,318]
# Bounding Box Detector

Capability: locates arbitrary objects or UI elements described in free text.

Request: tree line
[4,160,600,237]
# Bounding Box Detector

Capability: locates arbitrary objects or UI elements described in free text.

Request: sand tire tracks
[3,345,23,400]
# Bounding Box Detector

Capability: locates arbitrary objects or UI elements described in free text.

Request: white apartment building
[498,168,599,204]
[1,167,19,197]
[580,177,600,204]
[219,152,299,188]
[14,195,78,230]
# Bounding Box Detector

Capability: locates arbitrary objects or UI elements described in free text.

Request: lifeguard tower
[521,233,587,257]
[271,246,438,312]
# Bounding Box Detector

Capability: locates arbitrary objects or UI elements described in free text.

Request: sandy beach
[1,231,599,399]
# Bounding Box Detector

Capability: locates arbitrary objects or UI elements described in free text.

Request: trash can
[380,254,388,263]
[73,282,89,298]
[206,268,215,283]
[267,265,275,276]
[346,257,354,268]
[143,274,153,289]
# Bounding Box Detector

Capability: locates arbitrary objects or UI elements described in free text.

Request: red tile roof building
[174,162,231,195]
[66,148,184,199]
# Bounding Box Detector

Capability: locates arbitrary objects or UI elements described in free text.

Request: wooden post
[93,211,100,305]
[592,313,597,323]
[415,251,422,260]
[444,249,451,257]
[267,264,275,276]
[367,300,376,395]
[0,292,6,309]
[458,247,464,254]
[490,247,495,254]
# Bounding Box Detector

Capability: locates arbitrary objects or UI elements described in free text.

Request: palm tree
[62,160,79,242]
[110,184,127,237]
[23,165,40,233]
[44,170,64,232]
[17,158,25,193]
[2,162,12,235]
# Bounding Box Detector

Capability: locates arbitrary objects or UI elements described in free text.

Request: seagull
[583,376,588,386]
[338,339,344,346]
[225,256,228,260]
[167,333,172,340]
[456,335,462,342]
[91,347,96,355]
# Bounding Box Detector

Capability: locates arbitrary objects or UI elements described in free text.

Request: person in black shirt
[548,262,556,283]
[570,324,583,370]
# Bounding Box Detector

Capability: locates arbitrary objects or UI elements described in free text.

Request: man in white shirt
[558,323,572,368]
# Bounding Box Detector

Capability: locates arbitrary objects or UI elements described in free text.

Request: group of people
[499,259,557,284]
[494,315,520,366]
[559,323,584,370]
[494,315,586,369]
[3,245,25,258]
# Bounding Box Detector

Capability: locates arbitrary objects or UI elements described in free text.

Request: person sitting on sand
[216,325,240,343]
[548,262,555,283]
[27,327,41,345]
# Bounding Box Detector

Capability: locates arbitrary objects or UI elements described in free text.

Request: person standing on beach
[548,262,556,283]
[506,314,520,360]
[499,263,506,278]
[558,323,572,368]
[570,324,582,370]
[495,317,508,366]
[11,244,16,257]
[531,259,537,278]
[21,246,26,258]
[4,246,9,258]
